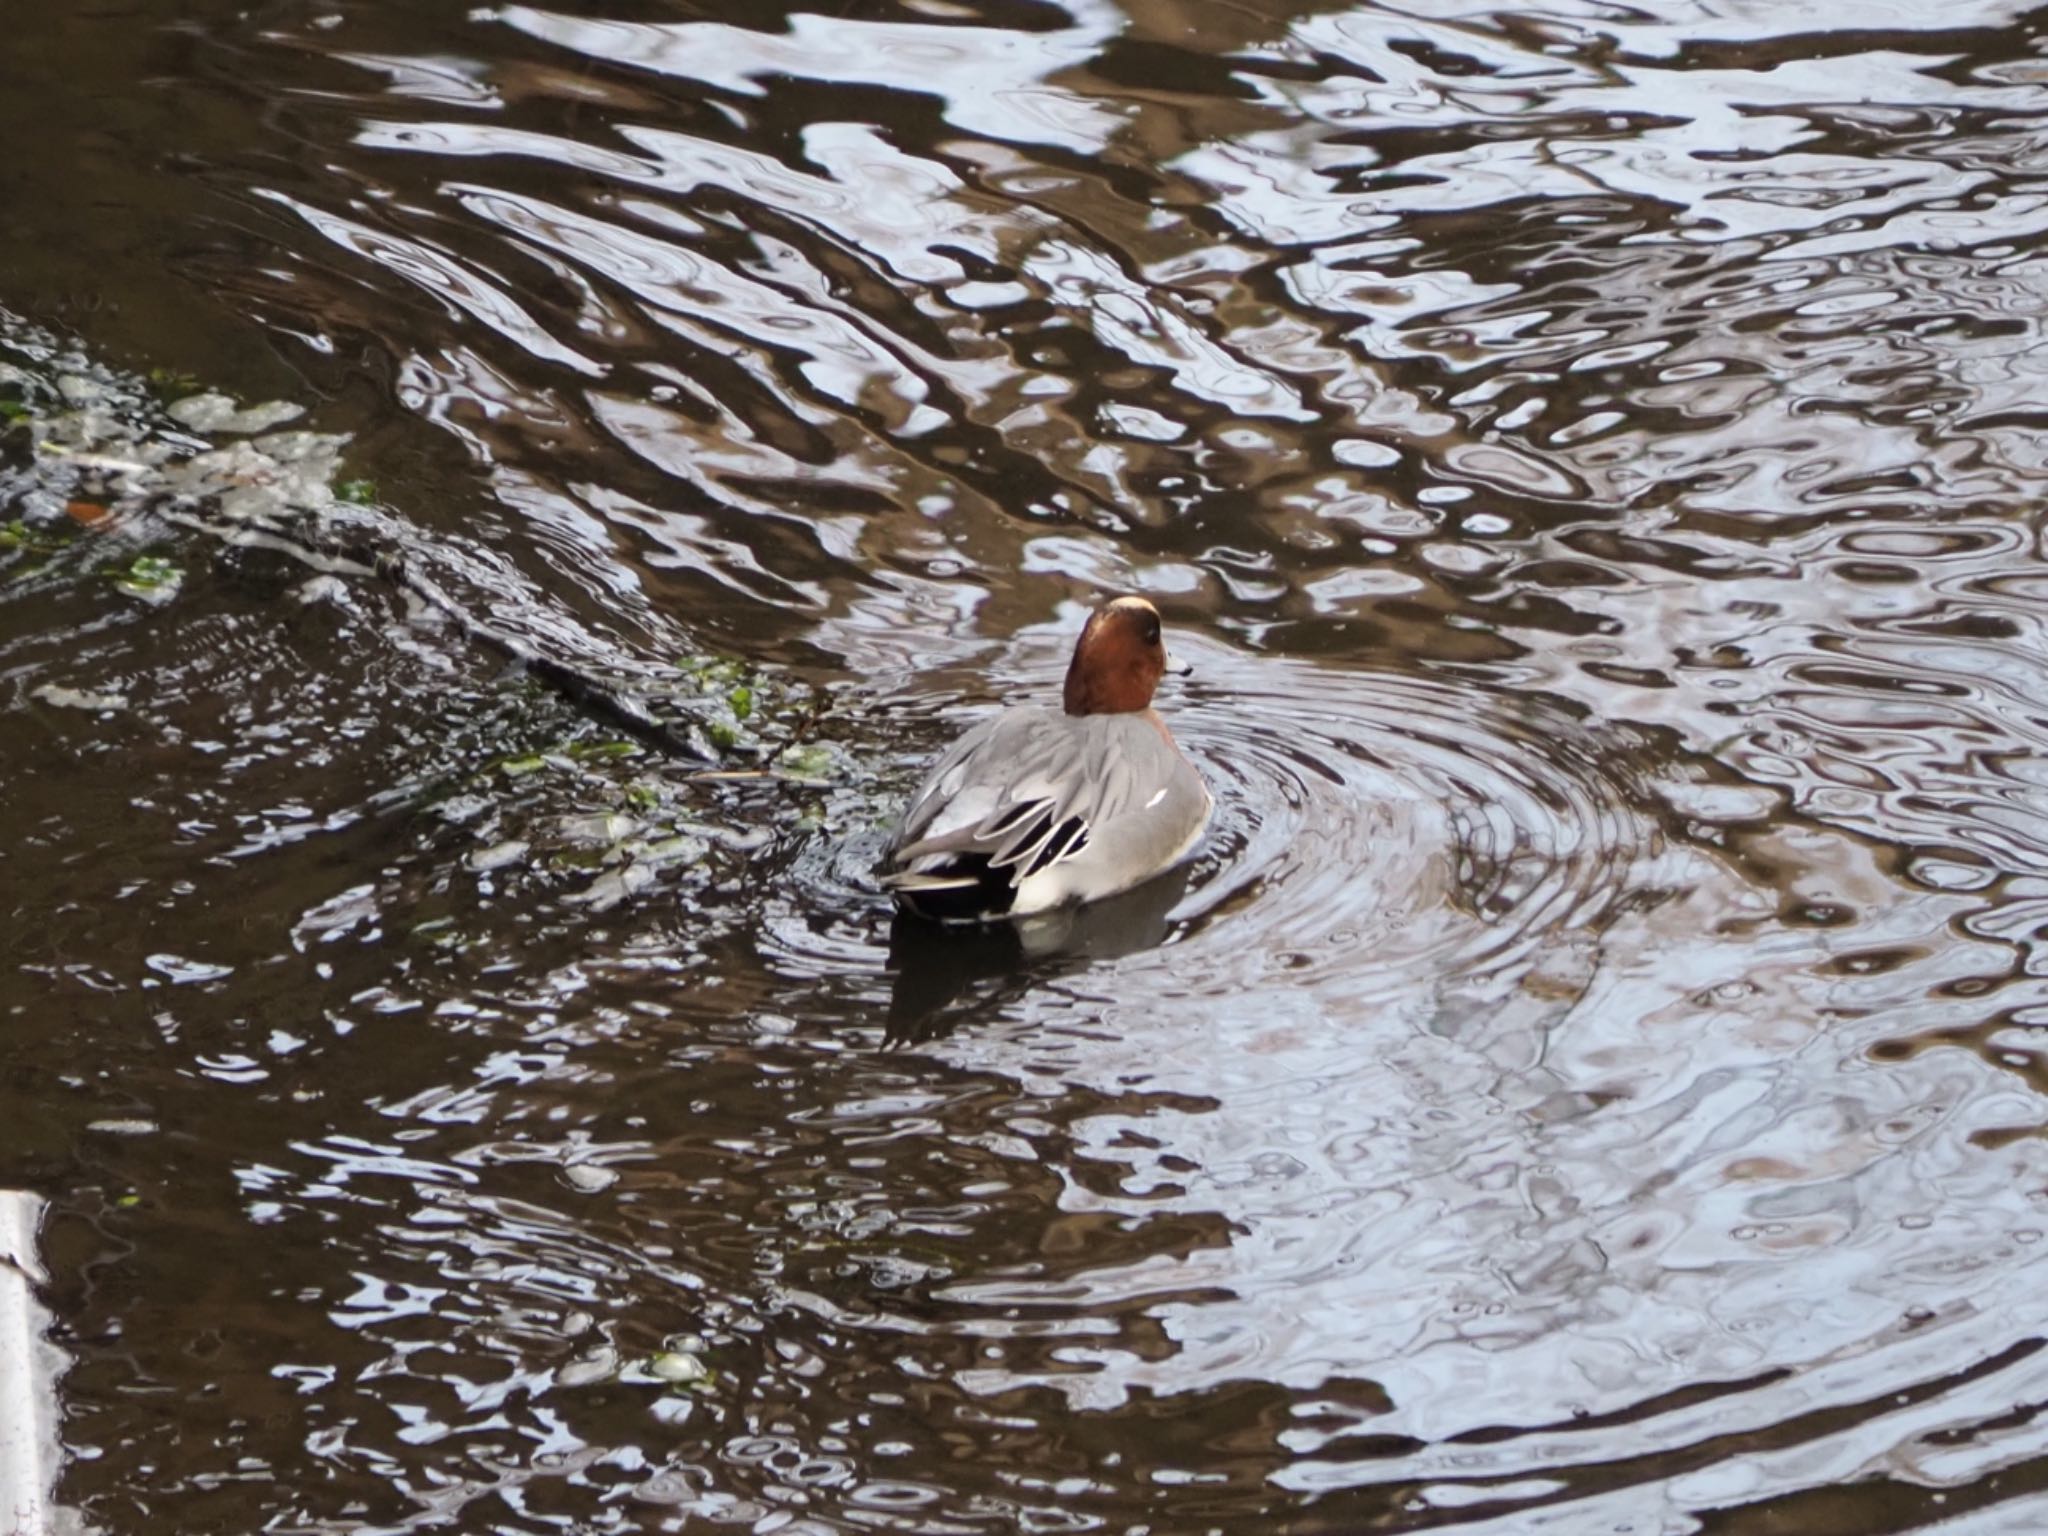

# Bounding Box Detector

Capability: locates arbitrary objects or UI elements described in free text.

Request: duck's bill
[1163,648,1193,678]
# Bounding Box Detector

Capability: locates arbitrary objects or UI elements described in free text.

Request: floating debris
[294,574,350,606]
[554,812,641,847]
[562,1164,618,1194]
[112,553,183,604]
[0,520,72,556]
[466,839,530,873]
[621,1338,716,1394]
[645,1350,711,1387]
[564,862,655,911]
[164,392,306,435]
[556,1346,621,1389]
[31,684,128,713]
[433,793,492,825]
[774,741,842,782]
[632,833,708,868]
[0,308,861,928]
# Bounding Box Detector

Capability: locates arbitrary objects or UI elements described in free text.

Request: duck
[881,595,1212,923]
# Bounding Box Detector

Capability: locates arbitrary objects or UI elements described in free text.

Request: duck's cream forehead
[1104,596,1159,620]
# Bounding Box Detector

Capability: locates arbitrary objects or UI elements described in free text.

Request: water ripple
[20,0,2048,1530]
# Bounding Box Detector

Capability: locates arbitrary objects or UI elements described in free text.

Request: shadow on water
[883,865,1191,1044]
[9,0,2048,1531]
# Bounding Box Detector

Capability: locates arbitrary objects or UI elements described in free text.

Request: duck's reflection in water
[884,864,1192,1044]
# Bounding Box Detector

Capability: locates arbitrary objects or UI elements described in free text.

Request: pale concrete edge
[0,1193,88,1536]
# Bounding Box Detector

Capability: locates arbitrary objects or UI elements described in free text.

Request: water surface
[7,0,2048,1530]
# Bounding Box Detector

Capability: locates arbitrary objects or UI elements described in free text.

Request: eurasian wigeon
[881,596,1212,922]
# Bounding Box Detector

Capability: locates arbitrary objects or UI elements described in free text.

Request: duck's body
[881,597,1211,923]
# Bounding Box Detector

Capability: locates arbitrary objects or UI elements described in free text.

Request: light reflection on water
[8,0,2048,1530]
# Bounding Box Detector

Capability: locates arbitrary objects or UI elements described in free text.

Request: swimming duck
[881,596,1212,922]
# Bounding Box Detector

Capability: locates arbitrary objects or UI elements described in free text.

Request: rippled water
[10,0,2048,1530]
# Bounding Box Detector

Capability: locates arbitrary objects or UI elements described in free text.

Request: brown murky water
[7,0,2048,1530]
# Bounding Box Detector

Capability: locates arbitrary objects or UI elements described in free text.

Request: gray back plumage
[888,708,1199,869]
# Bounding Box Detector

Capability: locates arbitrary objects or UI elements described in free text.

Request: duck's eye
[1144,619,1161,645]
